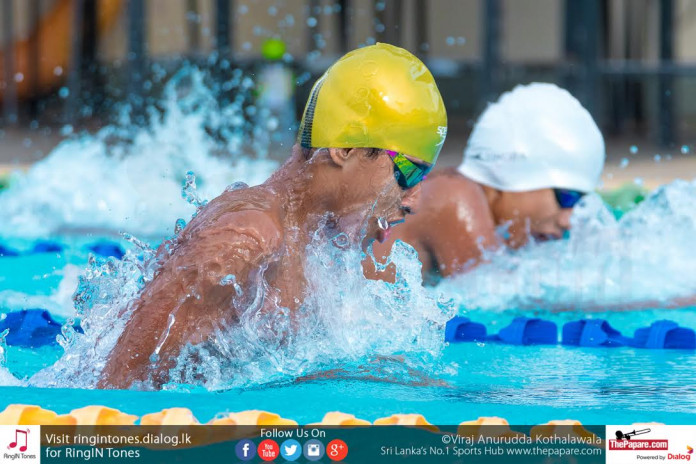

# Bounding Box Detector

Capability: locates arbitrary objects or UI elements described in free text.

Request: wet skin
[364,168,574,283]
[99,145,421,389]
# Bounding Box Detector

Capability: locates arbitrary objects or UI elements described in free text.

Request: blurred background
[1,0,695,190]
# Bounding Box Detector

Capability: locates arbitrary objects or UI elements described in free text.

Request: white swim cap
[458,83,605,193]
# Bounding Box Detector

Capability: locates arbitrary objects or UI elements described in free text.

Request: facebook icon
[235,439,256,461]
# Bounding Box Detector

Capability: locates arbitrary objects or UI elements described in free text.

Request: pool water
[2,246,696,424]
[2,326,696,424]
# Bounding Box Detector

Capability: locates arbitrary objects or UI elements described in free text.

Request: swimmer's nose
[401,183,422,215]
[557,208,573,230]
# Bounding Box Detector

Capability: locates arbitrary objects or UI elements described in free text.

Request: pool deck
[1,125,695,190]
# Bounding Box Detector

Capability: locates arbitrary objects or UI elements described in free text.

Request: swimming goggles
[554,188,585,209]
[386,150,433,190]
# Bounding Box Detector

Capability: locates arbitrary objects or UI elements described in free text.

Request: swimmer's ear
[327,148,351,167]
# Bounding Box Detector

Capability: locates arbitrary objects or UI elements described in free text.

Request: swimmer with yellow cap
[99,43,447,389]
[365,83,605,283]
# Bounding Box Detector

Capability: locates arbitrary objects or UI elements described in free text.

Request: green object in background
[599,183,648,218]
[261,37,286,61]
[0,175,8,191]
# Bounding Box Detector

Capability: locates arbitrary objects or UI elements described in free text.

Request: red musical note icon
[8,429,28,452]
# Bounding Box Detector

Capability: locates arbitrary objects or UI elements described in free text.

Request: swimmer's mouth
[376,217,405,243]
[532,232,563,242]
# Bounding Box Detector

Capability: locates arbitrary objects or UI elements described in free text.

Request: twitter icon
[280,439,302,461]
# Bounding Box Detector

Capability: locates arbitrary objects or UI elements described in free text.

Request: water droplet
[331,232,350,250]
[654,154,661,162]
[630,145,638,154]
[634,177,644,187]
[619,158,629,168]
[14,72,24,82]
[181,171,209,208]
[0,328,8,367]
[681,145,690,154]
[436,294,456,312]
[296,72,311,85]
[58,87,70,99]
[224,181,249,192]
[174,218,186,235]
[446,36,455,46]
[57,318,77,350]
[307,17,317,27]
[268,6,277,15]
[53,66,63,76]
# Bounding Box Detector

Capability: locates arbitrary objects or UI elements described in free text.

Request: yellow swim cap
[298,43,447,165]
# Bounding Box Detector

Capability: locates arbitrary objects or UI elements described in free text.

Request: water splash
[219,274,244,296]
[31,244,156,388]
[164,231,452,390]
[438,180,696,311]
[0,328,20,386]
[0,66,278,239]
[181,171,209,209]
[30,215,452,390]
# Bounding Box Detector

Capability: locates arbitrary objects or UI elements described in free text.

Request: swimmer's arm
[98,209,282,390]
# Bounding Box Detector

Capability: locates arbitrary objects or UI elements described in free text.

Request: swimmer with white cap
[365,83,605,283]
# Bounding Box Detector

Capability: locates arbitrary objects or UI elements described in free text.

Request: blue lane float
[87,241,125,259]
[0,240,125,259]
[562,319,631,347]
[445,317,486,342]
[446,317,696,350]
[0,245,19,257]
[0,309,83,348]
[630,320,696,349]
[488,317,558,345]
[31,241,63,253]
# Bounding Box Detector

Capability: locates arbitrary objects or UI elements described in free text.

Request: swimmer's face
[492,188,573,248]
[327,147,421,244]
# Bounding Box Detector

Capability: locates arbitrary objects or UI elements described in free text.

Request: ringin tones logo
[1,426,39,463]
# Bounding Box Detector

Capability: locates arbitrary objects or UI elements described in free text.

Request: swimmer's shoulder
[412,168,494,243]
[424,167,485,202]
[185,185,285,253]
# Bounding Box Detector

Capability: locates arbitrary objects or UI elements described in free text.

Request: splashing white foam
[438,180,696,311]
[0,67,278,239]
[0,329,21,386]
[30,223,453,390]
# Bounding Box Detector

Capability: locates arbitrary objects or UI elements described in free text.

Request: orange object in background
[0,0,123,101]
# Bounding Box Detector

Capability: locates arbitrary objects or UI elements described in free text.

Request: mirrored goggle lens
[554,189,585,209]
[388,151,432,189]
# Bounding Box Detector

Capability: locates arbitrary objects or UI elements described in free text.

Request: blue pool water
[2,66,696,425]
[2,245,696,424]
